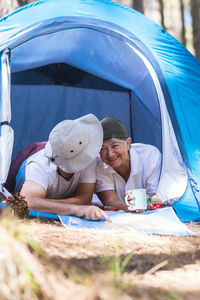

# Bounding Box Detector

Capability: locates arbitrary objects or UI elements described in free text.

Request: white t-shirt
[15,149,97,199]
[95,143,161,202]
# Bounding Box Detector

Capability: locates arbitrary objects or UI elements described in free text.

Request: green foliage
[27,239,44,256]
[113,252,134,280]
[69,273,89,285]
[166,290,180,300]
[21,264,40,296]
[102,252,134,289]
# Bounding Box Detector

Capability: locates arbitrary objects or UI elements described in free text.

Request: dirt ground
[18,218,200,300]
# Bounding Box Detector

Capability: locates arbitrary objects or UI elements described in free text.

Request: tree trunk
[0,0,34,17]
[0,0,18,17]
[179,0,186,46]
[158,0,165,30]
[132,0,144,14]
[190,0,200,60]
[17,0,27,6]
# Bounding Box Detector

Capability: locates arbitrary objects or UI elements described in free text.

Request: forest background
[0,2,200,299]
[1,0,200,61]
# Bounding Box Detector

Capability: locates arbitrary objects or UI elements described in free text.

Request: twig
[146,260,168,275]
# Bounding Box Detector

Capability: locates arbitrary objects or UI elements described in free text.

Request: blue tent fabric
[0,0,200,222]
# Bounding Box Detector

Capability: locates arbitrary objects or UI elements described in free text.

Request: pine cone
[6,192,29,219]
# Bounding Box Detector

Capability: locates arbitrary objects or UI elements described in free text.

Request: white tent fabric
[128,44,188,203]
[0,50,14,186]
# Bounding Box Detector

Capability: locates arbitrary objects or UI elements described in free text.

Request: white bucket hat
[44,114,103,173]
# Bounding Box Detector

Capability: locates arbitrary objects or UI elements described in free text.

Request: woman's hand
[125,190,136,206]
[124,190,146,213]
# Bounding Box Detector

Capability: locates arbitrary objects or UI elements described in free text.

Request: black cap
[101,117,128,141]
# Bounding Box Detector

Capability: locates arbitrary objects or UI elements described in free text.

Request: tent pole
[129,90,134,141]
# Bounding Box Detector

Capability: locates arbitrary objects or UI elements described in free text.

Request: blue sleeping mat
[0,203,195,236]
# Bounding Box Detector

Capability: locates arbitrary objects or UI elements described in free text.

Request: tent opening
[6,23,187,204]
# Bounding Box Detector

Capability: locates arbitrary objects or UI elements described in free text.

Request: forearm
[104,199,128,211]
[25,195,110,220]
[97,191,129,212]
[20,181,93,216]
[25,195,85,215]
[51,195,92,205]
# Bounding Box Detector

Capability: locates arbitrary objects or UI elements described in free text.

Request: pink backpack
[5,142,47,193]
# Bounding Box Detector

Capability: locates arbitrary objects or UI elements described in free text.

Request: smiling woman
[96,117,161,211]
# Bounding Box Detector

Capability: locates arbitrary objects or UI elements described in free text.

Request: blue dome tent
[0,0,200,222]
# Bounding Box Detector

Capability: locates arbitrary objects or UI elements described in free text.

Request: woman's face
[100,138,131,170]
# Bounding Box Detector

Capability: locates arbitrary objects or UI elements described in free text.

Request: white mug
[125,189,147,211]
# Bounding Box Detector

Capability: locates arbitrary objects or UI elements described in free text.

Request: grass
[0,214,200,299]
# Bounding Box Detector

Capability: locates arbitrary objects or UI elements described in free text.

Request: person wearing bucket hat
[15,114,110,221]
[95,117,162,212]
